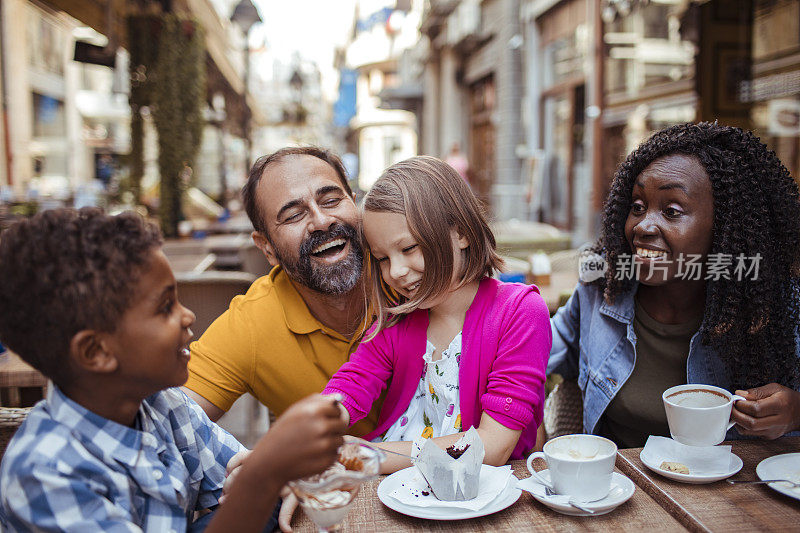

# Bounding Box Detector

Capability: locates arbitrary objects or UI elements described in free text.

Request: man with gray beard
[183,147,381,440]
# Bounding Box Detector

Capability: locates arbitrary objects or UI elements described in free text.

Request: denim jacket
[548,282,800,439]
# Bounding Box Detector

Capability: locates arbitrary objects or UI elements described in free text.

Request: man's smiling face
[254,154,362,294]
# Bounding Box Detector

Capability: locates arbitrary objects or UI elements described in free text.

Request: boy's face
[104,248,195,395]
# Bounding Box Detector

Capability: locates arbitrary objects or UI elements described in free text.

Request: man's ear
[70,330,118,374]
[252,230,278,267]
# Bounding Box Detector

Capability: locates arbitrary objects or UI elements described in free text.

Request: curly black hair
[595,122,800,390]
[0,208,162,387]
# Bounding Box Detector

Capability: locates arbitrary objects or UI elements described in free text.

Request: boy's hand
[208,396,345,531]
[220,449,251,504]
[250,394,347,485]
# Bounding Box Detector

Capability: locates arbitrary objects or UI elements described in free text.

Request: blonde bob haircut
[361,156,503,338]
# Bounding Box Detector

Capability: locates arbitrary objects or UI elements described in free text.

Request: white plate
[524,471,635,517]
[376,467,521,520]
[639,449,743,484]
[756,453,800,501]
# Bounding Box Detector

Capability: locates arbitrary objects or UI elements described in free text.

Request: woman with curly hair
[548,122,800,448]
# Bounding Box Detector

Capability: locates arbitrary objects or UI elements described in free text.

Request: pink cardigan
[323,277,551,459]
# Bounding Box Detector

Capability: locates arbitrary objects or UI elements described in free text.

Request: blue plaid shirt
[0,386,245,532]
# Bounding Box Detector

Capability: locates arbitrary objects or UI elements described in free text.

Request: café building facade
[522,0,800,239]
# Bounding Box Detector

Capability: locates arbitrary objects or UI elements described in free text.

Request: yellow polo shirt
[185,266,379,437]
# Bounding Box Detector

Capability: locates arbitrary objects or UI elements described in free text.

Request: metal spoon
[543,485,598,514]
[372,446,417,462]
[727,479,800,487]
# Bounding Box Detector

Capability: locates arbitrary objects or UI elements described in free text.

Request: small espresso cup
[526,434,617,502]
[662,384,746,447]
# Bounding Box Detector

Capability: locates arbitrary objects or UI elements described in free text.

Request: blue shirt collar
[47,385,158,464]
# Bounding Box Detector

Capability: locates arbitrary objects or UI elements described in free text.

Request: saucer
[518,471,635,517]
[756,453,800,501]
[377,466,521,520]
[639,449,743,484]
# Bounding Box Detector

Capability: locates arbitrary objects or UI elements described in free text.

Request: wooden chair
[0,406,30,459]
[0,351,48,408]
[175,271,268,445]
[176,271,257,338]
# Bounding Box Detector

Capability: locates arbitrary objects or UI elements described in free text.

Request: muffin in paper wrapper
[414,427,485,501]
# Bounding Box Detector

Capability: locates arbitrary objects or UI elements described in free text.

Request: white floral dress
[377,332,463,443]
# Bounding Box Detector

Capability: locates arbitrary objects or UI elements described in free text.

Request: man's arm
[183,387,226,422]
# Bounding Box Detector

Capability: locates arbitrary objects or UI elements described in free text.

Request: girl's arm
[372,413,521,474]
[322,331,394,425]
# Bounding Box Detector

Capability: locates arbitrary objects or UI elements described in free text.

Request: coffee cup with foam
[662,384,746,447]
[526,434,617,501]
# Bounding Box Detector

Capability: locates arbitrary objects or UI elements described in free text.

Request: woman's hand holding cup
[731,383,800,439]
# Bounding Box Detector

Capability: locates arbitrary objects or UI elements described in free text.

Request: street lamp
[230,0,262,170]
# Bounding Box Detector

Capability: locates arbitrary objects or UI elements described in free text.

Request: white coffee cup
[526,434,617,502]
[662,384,746,447]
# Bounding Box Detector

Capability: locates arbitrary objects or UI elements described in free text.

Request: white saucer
[376,467,521,520]
[639,449,743,484]
[520,471,635,517]
[756,453,800,501]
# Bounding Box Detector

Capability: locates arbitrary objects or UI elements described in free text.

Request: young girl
[323,156,551,473]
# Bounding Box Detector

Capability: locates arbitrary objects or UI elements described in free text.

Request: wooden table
[0,351,48,406]
[616,437,800,532]
[165,252,216,274]
[204,233,251,270]
[292,460,687,532]
[293,439,800,531]
[204,233,251,253]
[205,214,254,235]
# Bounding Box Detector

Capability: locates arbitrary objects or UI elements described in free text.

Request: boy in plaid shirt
[0,208,346,532]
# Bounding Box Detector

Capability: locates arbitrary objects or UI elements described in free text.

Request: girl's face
[624,154,714,286]
[363,210,468,309]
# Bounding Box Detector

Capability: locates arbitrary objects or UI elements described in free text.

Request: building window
[32,92,66,138]
[543,26,587,87]
[604,0,696,98]
[26,9,64,76]
[749,0,800,184]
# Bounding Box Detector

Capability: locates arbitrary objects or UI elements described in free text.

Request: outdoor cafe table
[292,459,686,532]
[616,437,800,532]
[292,439,800,532]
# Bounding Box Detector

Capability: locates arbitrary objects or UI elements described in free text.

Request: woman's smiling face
[624,154,715,286]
